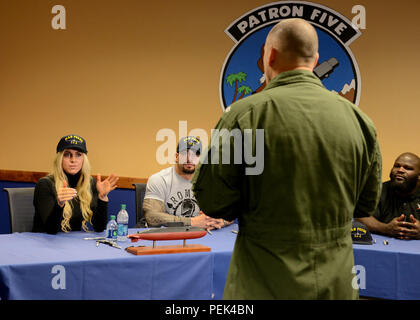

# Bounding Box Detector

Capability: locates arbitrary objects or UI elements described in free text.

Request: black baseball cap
[351,220,373,245]
[177,136,202,155]
[56,134,88,154]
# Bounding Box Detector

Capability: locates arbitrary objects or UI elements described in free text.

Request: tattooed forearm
[143,198,191,226]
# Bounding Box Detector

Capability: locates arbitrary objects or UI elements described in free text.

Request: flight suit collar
[264,69,324,91]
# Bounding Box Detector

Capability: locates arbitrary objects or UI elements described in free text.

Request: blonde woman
[32,134,119,234]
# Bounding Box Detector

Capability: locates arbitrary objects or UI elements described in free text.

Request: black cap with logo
[351,220,373,245]
[56,134,88,154]
[177,136,202,155]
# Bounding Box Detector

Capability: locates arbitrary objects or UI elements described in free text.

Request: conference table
[0,224,420,300]
[353,234,420,300]
[0,224,237,300]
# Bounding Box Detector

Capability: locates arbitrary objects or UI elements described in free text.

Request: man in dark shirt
[356,152,420,239]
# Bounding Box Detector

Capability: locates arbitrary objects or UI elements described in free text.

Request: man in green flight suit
[192,18,382,299]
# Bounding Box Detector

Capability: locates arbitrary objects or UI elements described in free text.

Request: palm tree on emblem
[226,72,247,104]
[237,85,253,100]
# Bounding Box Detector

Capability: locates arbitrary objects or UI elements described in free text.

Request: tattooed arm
[143,198,222,229]
[143,198,190,226]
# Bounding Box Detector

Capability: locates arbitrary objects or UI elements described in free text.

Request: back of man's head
[266,18,319,72]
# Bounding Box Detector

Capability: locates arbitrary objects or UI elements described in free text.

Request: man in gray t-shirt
[146,166,201,218]
[143,136,231,229]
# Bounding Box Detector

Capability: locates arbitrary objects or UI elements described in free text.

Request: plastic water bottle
[105,215,118,240]
[117,204,129,242]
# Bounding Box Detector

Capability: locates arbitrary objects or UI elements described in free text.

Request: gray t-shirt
[144,166,201,218]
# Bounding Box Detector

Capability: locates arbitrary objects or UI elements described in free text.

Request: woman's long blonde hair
[51,151,93,232]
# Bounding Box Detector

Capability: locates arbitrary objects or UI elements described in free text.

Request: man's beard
[181,164,195,174]
[390,173,418,194]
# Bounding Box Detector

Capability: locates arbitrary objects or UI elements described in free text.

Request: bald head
[268,18,318,62]
[395,153,420,170]
[263,19,319,83]
[390,152,420,195]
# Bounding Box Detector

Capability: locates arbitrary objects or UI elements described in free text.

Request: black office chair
[132,183,147,228]
[3,187,35,233]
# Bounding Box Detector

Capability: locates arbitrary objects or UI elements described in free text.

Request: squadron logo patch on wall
[220,1,362,111]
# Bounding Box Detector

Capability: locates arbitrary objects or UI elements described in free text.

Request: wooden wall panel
[0,170,147,189]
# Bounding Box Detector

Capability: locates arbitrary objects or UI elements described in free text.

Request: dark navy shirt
[373,181,420,223]
[32,174,107,234]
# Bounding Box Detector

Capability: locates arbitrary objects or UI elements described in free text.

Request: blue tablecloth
[1,224,420,300]
[354,234,420,300]
[0,224,237,300]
